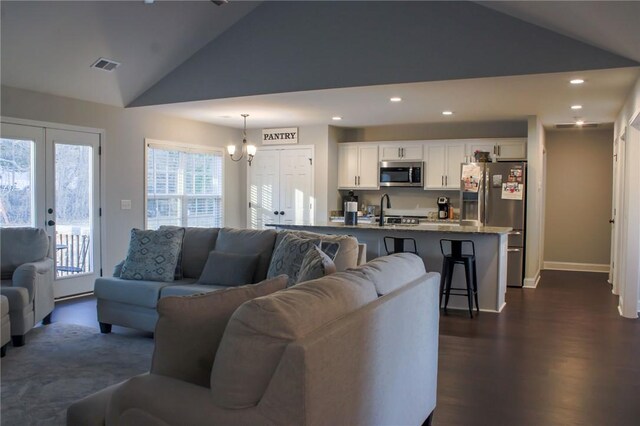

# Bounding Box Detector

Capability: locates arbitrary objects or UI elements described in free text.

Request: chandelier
[227,114,257,165]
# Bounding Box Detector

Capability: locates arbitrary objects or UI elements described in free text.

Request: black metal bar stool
[439,239,479,318]
[383,236,418,255]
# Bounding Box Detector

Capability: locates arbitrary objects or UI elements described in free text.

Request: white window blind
[146,141,223,229]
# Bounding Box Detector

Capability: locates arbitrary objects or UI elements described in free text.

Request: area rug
[1,323,154,425]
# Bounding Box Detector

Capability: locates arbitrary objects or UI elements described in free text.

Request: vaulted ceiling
[1,1,639,129]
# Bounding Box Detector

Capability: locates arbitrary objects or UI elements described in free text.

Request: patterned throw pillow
[120,228,185,282]
[159,226,186,280]
[296,246,337,285]
[266,233,320,287]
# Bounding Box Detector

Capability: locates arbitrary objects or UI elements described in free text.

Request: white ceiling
[1,1,639,129]
[0,0,259,106]
[141,67,640,129]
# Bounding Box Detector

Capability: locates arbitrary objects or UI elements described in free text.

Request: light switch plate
[121,200,132,210]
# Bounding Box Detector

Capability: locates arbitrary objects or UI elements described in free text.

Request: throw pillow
[197,251,259,287]
[266,233,320,287]
[152,274,288,388]
[159,225,186,280]
[120,228,185,282]
[320,241,340,260]
[296,246,337,285]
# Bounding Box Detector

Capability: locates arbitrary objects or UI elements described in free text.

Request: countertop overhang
[267,222,512,235]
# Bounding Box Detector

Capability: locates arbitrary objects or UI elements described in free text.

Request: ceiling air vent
[555,123,599,129]
[91,57,121,72]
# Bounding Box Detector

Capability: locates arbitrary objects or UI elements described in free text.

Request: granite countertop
[268,222,512,235]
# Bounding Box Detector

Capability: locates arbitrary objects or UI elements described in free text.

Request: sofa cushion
[197,251,259,287]
[210,271,377,408]
[213,228,277,282]
[274,230,359,272]
[152,275,288,388]
[267,233,320,287]
[296,246,337,285]
[0,227,50,278]
[161,227,220,279]
[94,277,196,309]
[349,253,426,296]
[120,228,185,282]
[160,284,228,298]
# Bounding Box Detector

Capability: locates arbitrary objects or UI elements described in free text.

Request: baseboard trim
[543,261,610,273]
[523,273,540,289]
[498,302,506,313]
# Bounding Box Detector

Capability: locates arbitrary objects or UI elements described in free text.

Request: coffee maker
[437,196,450,219]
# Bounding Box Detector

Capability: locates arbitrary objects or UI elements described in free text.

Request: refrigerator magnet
[492,174,502,187]
[502,183,523,200]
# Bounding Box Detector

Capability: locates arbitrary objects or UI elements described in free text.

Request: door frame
[1,116,105,297]
[246,144,315,228]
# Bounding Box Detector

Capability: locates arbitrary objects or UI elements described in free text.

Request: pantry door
[248,149,280,229]
[278,147,313,225]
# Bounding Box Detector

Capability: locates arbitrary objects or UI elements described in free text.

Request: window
[0,138,35,227]
[145,140,223,229]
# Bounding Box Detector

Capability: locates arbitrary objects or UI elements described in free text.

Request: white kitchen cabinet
[467,138,527,160]
[379,143,423,161]
[424,142,466,189]
[338,143,379,189]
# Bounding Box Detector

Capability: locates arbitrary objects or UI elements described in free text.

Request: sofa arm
[12,258,54,302]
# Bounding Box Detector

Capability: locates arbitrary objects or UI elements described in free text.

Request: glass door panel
[46,129,100,298]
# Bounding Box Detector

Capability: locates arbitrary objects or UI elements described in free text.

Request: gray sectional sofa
[95,227,361,333]
[69,253,440,426]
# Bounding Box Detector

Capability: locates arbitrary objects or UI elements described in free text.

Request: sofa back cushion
[274,230,359,272]
[152,275,288,388]
[0,227,50,278]
[179,227,220,279]
[348,253,426,296]
[210,272,378,408]
[197,251,259,287]
[213,228,277,282]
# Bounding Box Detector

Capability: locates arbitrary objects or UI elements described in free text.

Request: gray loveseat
[69,253,440,426]
[95,227,361,333]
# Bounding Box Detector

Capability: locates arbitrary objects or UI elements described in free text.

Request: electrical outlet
[121,200,132,210]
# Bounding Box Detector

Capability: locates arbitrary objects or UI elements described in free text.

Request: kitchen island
[270,222,511,313]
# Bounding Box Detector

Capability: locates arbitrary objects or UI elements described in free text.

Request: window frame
[144,138,225,230]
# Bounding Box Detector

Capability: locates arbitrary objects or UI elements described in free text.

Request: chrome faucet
[379,193,391,226]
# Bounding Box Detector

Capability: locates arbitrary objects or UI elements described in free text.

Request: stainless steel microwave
[379,161,424,187]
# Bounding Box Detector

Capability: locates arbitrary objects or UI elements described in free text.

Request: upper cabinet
[424,142,466,190]
[338,143,379,190]
[379,142,423,161]
[467,138,527,160]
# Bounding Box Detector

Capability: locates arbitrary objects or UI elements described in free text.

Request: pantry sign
[262,127,298,145]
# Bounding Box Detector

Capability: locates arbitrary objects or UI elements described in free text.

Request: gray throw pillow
[198,251,259,286]
[266,233,320,287]
[296,246,337,285]
[120,228,185,282]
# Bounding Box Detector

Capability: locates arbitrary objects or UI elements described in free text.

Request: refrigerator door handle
[507,248,521,252]
[509,231,522,235]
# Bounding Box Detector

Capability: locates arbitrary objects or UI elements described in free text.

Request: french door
[248,146,313,229]
[1,122,101,298]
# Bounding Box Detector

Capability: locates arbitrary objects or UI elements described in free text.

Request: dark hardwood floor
[51,270,639,425]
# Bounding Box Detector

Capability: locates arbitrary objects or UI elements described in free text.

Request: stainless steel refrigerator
[459,162,526,287]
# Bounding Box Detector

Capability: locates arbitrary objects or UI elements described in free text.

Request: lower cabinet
[248,147,314,229]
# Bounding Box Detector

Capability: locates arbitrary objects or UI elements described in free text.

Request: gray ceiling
[1,1,639,128]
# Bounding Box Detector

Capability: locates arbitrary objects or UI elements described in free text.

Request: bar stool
[383,237,418,255]
[439,239,479,318]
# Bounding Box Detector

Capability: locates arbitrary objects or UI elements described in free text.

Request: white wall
[1,85,243,275]
[614,77,640,318]
[524,116,545,288]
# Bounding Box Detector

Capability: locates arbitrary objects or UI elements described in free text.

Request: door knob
[48,208,54,214]
[280,211,285,216]
[47,220,56,226]
[274,211,279,215]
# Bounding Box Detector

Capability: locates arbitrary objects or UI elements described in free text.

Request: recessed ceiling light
[390,97,402,102]
[575,120,585,126]
[442,111,453,116]
[571,105,582,110]
[570,79,585,85]
[332,116,342,121]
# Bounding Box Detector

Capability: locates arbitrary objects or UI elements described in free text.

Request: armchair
[0,227,55,346]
